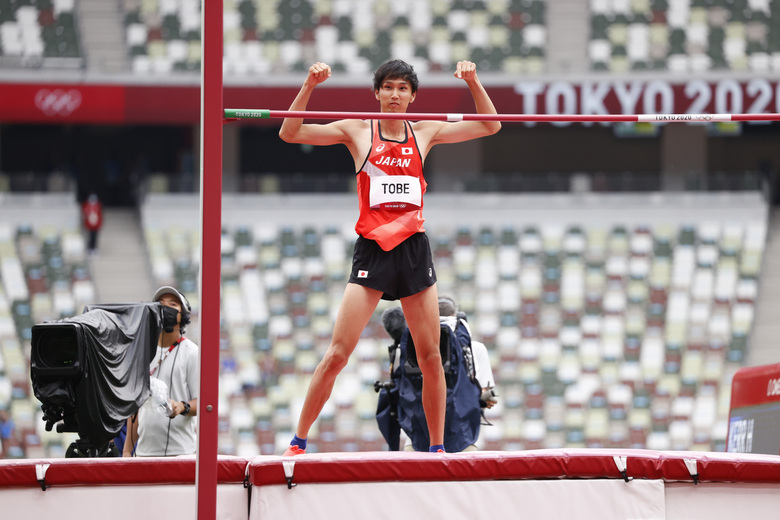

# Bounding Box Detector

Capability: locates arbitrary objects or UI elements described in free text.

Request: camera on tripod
[30,302,168,457]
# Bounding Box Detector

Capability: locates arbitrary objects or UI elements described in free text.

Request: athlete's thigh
[400,284,440,356]
[330,282,384,355]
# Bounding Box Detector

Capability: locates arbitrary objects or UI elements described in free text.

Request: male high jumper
[279,59,500,454]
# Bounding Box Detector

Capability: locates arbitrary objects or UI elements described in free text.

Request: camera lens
[31,324,81,377]
[39,334,78,366]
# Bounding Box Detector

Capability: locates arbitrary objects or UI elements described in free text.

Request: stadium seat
[589,0,778,71]
[69,198,757,457]
[119,0,549,75]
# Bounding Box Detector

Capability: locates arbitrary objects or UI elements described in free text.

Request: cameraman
[123,286,199,457]
[416,296,498,451]
[380,296,498,452]
[438,296,498,412]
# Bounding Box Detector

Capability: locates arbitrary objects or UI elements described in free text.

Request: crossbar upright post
[198,0,222,518]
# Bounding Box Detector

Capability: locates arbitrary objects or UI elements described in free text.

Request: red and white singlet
[355,120,427,251]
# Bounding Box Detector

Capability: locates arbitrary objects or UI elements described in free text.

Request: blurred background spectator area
[0,1,779,459]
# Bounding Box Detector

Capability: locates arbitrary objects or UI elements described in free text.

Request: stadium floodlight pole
[224,108,780,123]
[198,0,221,518]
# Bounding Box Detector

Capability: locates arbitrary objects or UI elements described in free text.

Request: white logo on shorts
[428,268,433,277]
[358,270,369,278]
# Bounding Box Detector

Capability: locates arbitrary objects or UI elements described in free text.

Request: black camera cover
[32,302,163,447]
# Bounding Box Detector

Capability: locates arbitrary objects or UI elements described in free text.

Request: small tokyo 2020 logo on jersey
[375,144,385,152]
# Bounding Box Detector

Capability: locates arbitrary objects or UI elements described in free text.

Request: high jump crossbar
[224,108,780,123]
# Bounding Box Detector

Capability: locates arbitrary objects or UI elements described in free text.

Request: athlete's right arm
[279,62,351,146]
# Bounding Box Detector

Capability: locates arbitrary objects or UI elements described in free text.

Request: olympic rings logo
[34,89,82,116]
[695,114,713,121]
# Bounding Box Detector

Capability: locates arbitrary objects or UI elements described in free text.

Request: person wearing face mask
[123,286,199,457]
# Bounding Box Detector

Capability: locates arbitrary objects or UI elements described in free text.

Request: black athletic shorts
[348,232,437,301]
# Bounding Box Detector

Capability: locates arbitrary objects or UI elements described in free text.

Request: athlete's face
[375,78,416,112]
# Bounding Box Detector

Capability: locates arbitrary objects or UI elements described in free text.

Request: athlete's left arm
[424,61,501,147]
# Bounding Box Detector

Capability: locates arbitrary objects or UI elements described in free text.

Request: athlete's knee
[416,347,444,376]
[320,344,351,374]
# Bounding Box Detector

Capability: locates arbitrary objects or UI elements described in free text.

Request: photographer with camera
[377,295,498,452]
[438,296,498,415]
[123,286,199,457]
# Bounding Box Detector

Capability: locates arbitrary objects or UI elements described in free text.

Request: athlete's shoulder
[334,118,371,141]
[409,120,446,143]
[410,120,446,133]
[337,118,371,131]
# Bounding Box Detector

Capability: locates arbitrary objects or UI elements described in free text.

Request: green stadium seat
[127,196,767,455]
[589,0,778,71]
[120,0,549,75]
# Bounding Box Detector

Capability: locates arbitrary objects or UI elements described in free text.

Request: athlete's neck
[378,119,405,140]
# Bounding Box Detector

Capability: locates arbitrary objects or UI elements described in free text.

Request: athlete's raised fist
[307,62,332,86]
[454,61,477,81]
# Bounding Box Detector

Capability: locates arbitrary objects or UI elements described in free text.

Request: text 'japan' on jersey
[355,120,427,251]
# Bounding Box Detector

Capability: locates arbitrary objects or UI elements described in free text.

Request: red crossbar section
[731,114,780,121]
[0,457,248,488]
[229,110,780,123]
[247,449,780,486]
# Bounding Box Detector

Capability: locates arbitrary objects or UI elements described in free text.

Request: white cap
[153,286,190,311]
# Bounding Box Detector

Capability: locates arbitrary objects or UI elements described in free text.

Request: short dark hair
[438,295,458,317]
[373,59,419,93]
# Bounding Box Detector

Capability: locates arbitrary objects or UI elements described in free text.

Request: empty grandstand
[0,0,779,461]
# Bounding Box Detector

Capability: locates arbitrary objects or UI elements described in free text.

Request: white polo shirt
[136,337,199,456]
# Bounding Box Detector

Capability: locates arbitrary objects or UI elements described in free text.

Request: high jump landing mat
[1,449,780,520]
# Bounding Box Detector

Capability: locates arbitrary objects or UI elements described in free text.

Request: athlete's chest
[370,128,420,166]
[357,123,430,164]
